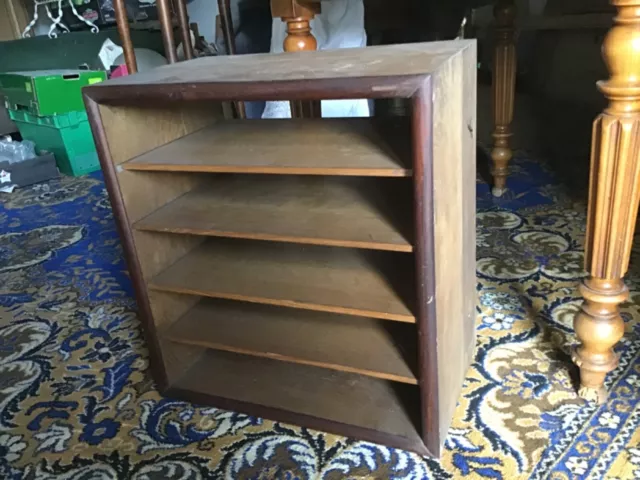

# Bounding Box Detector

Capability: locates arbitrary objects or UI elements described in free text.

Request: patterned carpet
[1,151,640,479]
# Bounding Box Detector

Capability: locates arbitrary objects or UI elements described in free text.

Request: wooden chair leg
[113,0,137,74]
[217,0,246,119]
[490,0,516,197]
[218,0,236,55]
[572,0,640,403]
[157,0,178,63]
[173,0,193,60]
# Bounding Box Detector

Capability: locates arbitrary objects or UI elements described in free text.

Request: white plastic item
[0,138,36,164]
[98,39,124,71]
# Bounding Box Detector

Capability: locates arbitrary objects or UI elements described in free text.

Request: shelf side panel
[431,42,478,452]
[151,292,205,383]
[87,100,224,388]
[98,103,223,166]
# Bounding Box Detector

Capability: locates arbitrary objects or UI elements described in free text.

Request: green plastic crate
[0,70,107,116]
[8,109,100,177]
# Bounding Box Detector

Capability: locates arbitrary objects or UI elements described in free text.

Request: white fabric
[262,0,369,119]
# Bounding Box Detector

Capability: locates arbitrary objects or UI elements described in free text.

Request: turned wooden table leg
[572,0,640,403]
[284,16,321,118]
[491,0,517,197]
[283,15,317,52]
[271,0,321,118]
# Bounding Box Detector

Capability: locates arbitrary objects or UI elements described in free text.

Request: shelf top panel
[84,41,474,102]
[123,118,411,176]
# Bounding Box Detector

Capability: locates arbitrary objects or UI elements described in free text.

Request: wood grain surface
[429,42,477,453]
[123,118,411,176]
[98,104,221,166]
[170,349,424,448]
[163,299,418,383]
[149,239,416,322]
[87,41,472,87]
[134,175,413,251]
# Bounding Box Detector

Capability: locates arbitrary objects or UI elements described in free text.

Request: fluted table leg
[572,0,640,403]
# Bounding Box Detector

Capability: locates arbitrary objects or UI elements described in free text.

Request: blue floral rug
[1,151,640,479]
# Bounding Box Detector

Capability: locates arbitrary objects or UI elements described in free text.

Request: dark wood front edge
[83,75,425,105]
[83,95,169,390]
[412,78,440,458]
[168,385,430,457]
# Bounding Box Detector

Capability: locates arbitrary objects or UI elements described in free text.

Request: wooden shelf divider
[134,175,413,251]
[163,299,419,384]
[149,239,416,322]
[123,118,411,176]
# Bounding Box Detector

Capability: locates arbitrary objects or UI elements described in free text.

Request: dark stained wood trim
[83,95,169,390]
[165,385,432,457]
[411,78,440,457]
[83,75,425,105]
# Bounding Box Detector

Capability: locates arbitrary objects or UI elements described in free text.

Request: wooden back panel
[98,104,220,165]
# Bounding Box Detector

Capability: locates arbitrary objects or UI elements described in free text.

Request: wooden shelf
[163,299,418,384]
[86,40,478,457]
[123,118,411,176]
[149,239,415,322]
[134,176,413,252]
[167,349,426,455]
